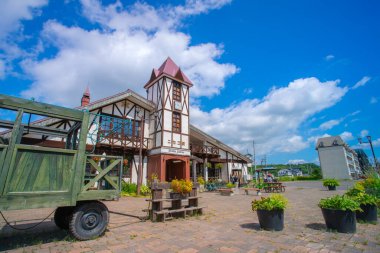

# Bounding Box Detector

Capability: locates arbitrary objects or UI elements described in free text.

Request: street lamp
[358,136,378,171]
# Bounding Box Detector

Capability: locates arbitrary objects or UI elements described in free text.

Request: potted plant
[319,195,361,233]
[345,183,379,223]
[323,178,340,190]
[170,179,193,199]
[251,194,288,231]
[220,182,235,196]
[197,176,205,192]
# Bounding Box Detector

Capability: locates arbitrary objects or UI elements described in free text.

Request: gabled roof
[316,136,344,149]
[78,89,155,111]
[189,124,252,163]
[144,57,193,89]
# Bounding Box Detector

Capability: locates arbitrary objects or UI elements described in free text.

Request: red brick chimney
[81,86,90,107]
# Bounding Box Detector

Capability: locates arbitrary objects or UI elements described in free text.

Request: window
[172,112,181,133]
[99,116,140,138]
[173,82,181,101]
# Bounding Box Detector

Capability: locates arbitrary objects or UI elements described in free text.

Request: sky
[0,0,379,165]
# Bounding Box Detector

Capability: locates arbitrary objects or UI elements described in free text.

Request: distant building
[278,168,303,177]
[316,136,361,179]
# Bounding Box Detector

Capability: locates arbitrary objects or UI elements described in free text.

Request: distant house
[316,136,361,179]
[278,168,303,177]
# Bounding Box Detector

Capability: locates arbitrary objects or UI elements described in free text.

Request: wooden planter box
[219,188,233,196]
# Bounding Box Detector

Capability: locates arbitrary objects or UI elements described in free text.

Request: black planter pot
[256,209,284,231]
[356,204,378,223]
[321,208,356,233]
[327,185,336,191]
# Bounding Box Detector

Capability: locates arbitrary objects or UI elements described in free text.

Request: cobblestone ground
[1,182,379,253]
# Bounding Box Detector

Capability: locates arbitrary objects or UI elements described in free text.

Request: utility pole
[359,136,379,173]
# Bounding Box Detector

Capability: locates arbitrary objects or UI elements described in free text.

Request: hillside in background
[249,163,321,177]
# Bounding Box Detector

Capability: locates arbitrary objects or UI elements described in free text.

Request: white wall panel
[163,111,172,131]
[155,131,161,147]
[182,115,188,134]
[163,131,171,147]
[172,133,180,148]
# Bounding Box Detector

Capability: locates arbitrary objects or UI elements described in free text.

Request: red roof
[144,57,193,88]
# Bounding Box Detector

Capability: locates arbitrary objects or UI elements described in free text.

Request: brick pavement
[1,182,379,253]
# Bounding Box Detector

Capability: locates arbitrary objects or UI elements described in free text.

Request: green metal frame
[0,94,122,211]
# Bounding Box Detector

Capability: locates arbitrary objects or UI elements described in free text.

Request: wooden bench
[153,206,205,222]
[243,188,260,195]
[264,185,286,193]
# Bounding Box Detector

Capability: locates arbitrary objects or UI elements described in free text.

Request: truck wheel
[69,201,109,240]
[54,207,74,230]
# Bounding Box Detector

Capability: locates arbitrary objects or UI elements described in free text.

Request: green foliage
[215,163,223,169]
[295,175,321,181]
[206,162,212,168]
[311,168,323,179]
[278,176,295,182]
[252,194,288,211]
[197,176,205,185]
[345,182,379,206]
[360,176,380,198]
[323,178,340,187]
[121,181,137,195]
[253,182,266,189]
[319,195,361,212]
[140,185,151,196]
[226,182,235,188]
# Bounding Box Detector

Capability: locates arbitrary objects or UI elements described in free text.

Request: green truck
[0,94,122,240]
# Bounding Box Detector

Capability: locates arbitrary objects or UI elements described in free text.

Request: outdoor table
[263,182,285,193]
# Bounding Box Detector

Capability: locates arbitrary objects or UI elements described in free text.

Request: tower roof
[144,57,193,88]
[83,86,90,96]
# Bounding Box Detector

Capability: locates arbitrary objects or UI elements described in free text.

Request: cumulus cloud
[360,129,369,138]
[191,77,348,155]
[318,119,341,130]
[0,0,48,75]
[21,0,237,105]
[352,76,371,90]
[325,54,335,61]
[340,131,354,142]
[287,159,306,165]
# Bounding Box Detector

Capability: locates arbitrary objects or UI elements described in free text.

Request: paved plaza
[1,181,379,253]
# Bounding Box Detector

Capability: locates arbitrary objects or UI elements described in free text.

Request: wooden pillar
[192,160,197,182]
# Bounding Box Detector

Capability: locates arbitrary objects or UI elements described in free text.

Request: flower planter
[220,188,233,196]
[170,192,188,199]
[356,204,378,223]
[256,209,284,231]
[327,185,336,191]
[321,208,356,233]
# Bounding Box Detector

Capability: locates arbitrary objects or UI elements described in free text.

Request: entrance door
[166,159,186,181]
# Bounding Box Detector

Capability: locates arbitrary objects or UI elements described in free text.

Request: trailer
[0,94,122,240]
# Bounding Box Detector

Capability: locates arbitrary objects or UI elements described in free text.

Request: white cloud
[243,88,253,94]
[352,76,371,90]
[21,0,237,105]
[360,130,369,138]
[325,54,335,61]
[287,159,306,165]
[340,131,354,142]
[370,97,378,104]
[191,77,348,155]
[318,119,341,130]
[0,0,47,38]
[0,0,48,77]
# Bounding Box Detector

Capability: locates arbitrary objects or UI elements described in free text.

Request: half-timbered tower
[144,57,192,181]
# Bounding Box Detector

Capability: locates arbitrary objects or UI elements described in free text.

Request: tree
[355,149,371,173]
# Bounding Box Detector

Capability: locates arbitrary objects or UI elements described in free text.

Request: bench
[219,188,233,196]
[264,185,286,193]
[153,206,205,222]
[243,188,260,195]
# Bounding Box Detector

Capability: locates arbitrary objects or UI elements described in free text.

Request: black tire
[69,201,109,240]
[54,206,74,230]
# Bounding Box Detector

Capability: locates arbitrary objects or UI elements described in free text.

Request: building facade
[316,136,361,179]
[6,57,250,185]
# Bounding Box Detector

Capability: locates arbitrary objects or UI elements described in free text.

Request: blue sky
[0,0,379,165]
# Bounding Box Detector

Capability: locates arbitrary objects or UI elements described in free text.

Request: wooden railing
[190,144,219,155]
[79,154,123,201]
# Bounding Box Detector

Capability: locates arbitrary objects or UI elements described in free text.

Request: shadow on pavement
[305,222,326,231]
[0,221,72,251]
[240,222,261,231]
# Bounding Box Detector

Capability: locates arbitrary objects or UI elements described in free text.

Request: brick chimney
[81,86,90,107]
